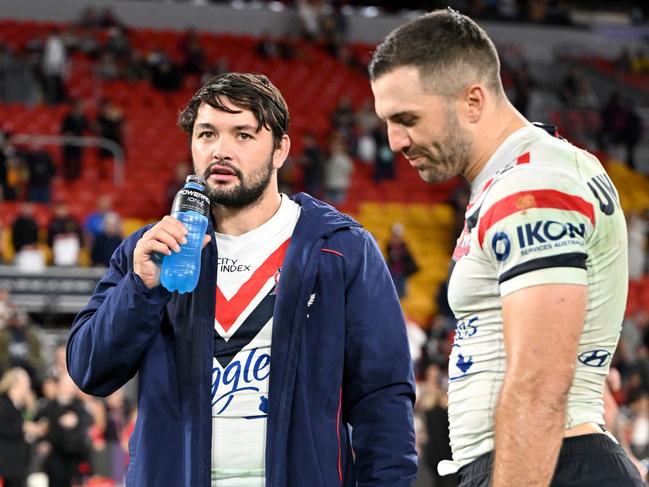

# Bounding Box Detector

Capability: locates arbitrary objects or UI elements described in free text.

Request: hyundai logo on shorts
[491,232,511,261]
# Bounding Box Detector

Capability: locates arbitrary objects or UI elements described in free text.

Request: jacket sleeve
[66,228,172,397]
[342,229,418,486]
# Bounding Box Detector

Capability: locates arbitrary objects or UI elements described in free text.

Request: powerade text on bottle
[161,175,210,293]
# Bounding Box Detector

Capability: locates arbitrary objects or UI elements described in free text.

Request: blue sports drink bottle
[160,175,210,293]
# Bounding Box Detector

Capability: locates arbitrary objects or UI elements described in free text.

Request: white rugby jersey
[447,125,628,466]
[211,195,300,485]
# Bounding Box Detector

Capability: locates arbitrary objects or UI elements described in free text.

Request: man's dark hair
[369,9,503,97]
[178,73,290,149]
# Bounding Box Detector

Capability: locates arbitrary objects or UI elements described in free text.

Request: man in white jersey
[67,73,417,486]
[370,9,644,487]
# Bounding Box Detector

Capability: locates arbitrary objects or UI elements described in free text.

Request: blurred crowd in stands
[0,289,135,487]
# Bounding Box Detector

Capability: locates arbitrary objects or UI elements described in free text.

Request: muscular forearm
[492,379,567,487]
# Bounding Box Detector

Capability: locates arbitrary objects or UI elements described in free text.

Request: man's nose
[210,136,234,161]
[387,123,410,154]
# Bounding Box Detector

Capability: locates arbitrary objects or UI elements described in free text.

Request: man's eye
[238,133,252,140]
[198,131,213,139]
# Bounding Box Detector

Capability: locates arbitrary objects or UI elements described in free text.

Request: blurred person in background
[91,211,123,267]
[11,203,45,272]
[417,362,457,487]
[386,222,418,299]
[11,203,39,255]
[370,9,642,486]
[164,161,191,212]
[102,388,132,483]
[373,127,397,182]
[47,202,83,267]
[60,99,90,181]
[0,367,43,487]
[83,195,114,248]
[41,29,67,105]
[35,373,93,487]
[323,131,353,204]
[95,98,125,179]
[0,305,45,387]
[627,211,648,281]
[298,132,324,197]
[24,141,56,203]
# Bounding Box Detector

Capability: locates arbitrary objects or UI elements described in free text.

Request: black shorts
[457,433,645,486]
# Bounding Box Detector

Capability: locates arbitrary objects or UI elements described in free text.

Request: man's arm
[67,217,207,396]
[492,283,586,486]
[342,230,418,486]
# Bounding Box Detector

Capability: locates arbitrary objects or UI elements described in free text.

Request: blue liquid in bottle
[160,175,210,293]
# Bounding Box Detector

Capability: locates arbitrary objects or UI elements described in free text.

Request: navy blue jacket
[67,193,417,486]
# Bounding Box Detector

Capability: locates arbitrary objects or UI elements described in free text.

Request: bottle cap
[185,174,206,189]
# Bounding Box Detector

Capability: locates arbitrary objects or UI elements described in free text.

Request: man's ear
[463,84,486,124]
[273,134,291,170]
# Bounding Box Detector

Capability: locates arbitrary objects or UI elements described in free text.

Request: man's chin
[419,168,453,184]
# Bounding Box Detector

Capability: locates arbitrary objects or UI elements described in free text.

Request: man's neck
[464,103,530,184]
[213,191,283,237]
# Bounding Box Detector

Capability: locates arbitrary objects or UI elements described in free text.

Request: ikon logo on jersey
[516,220,586,248]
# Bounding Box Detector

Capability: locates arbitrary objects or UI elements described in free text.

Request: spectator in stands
[330,96,356,145]
[47,202,83,267]
[597,91,625,152]
[323,131,353,203]
[78,6,100,30]
[98,7,124,30]
[84,195,113,245]
[96,51,119,81]
[0,131,9,200]
[296,0,325,42]
[417,362,457,487]
[0,220,6,263]
[35,373,93,487]
[151,58,183,92]
[0,133,29,201]
[104,26,132,62]
[61,99,90,181]
[103,388,132,483]
[95,98,125,179]
[41,29,68,105]
[510,62,533,117]
[621,100,643,171]
[165,161,191,212]
[179,28,205,76]
[321,3,348,59]
[628,212,648,281]
[11,203,40,255]
[386,222,418,299]
[0,367,37,487]
[298,132,324,197]
[256,32,281,60]
[560,67,579,107]
[0,304,45,386]
[24,142,56,203]
[91,212,123,267]
[373,127,397,182]
[628,391,649,460]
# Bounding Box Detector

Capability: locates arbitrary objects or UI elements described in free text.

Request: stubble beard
[200,155,275,210]
[417,108,473,184]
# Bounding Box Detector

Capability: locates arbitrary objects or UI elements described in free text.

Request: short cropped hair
[369,9,503,97]
[178,73,290,149]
